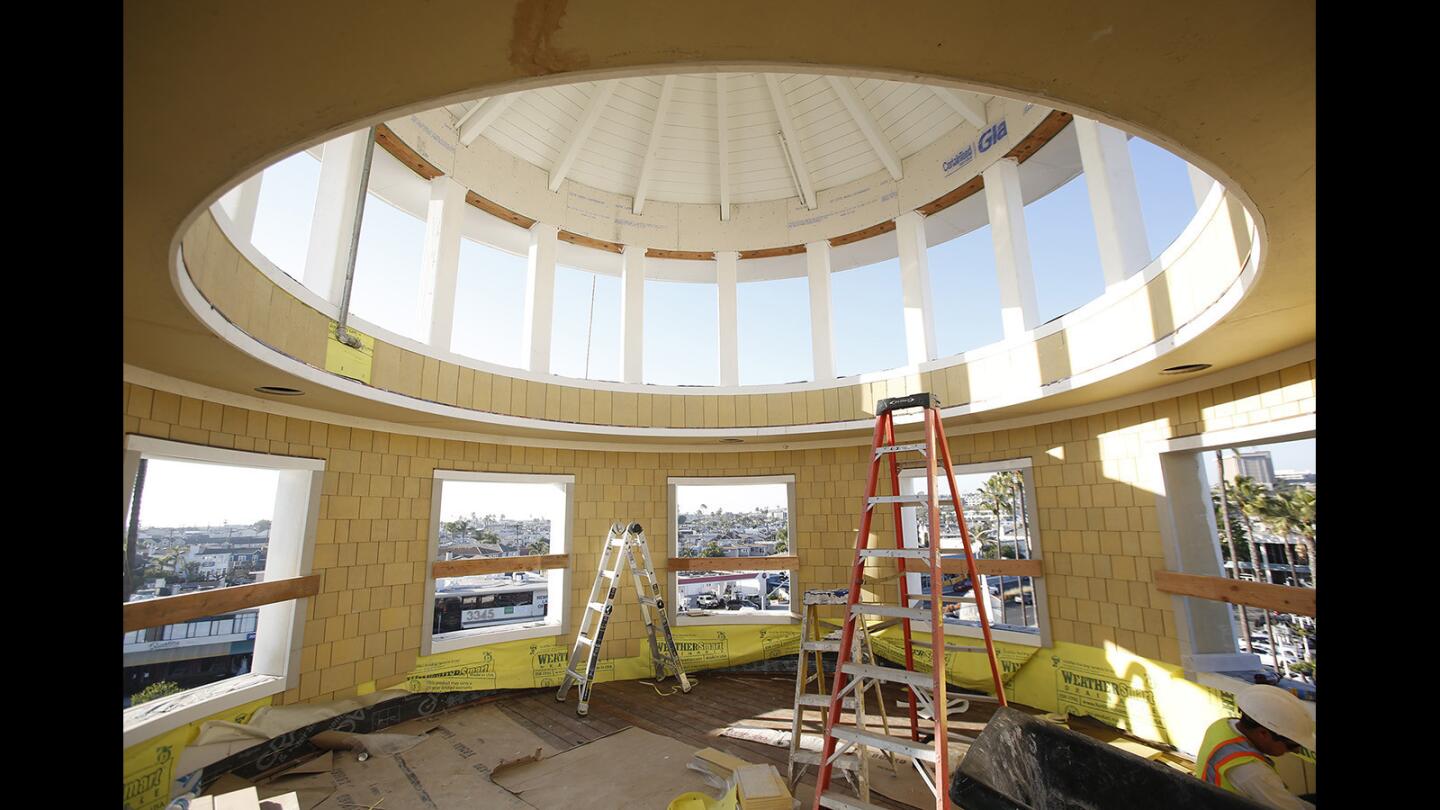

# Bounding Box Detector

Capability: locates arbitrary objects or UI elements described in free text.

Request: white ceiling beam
[548,81,618,193]
[456,94,517,146]
[633,76,676,215]
[764,73,817,210]
[826,75,902,181]
[931,86,988,129]
[717,74,731,221]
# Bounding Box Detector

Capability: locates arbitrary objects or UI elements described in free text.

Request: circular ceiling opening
[254,385,305,396]
[1159,363,1212,375]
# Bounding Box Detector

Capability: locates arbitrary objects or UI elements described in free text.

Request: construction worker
[1194,685,1316,809]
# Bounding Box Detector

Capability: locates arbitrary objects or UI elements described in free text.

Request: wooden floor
[482,672,1005,810]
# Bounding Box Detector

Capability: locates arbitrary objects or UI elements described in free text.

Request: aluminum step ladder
[556,521,691,715]
[814,393,1008,810]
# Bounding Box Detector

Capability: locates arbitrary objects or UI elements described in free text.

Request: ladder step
[850,603,931,621]
[792,750,862,771]
[575,635,594,646]
[587,601,611,612]
[867,494,952,507]
[609,539,626,547]
[857,548,932,559]
[602,569,621,579]
[818,793,889,810]
[841,662,936,690]
[565,669,583,680]
[830,726,938,762]
[802,640,841,652]
[796,694,857,709]
[875,443,927,457]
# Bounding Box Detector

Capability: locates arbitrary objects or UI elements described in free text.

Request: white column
[895,211,938,364]
[1186,162,1215,209]
[805,241,836,380]
[417,176,467,350]
[716,251,740,386]
[303,131,371,305]
[1074,117,1150,288]
[521,222,559,374]
[620,245,646,384]
[219,173,264,241]
[982,157,1040,338]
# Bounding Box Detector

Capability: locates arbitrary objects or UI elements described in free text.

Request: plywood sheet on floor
[491,726,715,809]
[386,702,563,772]
[312,741,533,810]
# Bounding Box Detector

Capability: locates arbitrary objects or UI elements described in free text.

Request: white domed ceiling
[439,72,995,216]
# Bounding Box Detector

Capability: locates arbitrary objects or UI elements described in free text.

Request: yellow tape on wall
[122,696,273,810]
[406,624,805,692]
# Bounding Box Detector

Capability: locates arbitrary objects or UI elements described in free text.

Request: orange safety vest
[1194,718,1275,793]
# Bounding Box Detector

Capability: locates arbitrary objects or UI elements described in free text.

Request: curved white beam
[826,76,902,181]
[456,94,517,146]
[549,81,617,193]
[764,73,817,210]
[633,75,676,215]
[717,74,731,221]
[931,86,987,129]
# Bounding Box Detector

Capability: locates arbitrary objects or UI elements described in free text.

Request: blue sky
[249,134,1204,387]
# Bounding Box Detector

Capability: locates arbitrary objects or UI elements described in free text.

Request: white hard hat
[1236,685,1315,750]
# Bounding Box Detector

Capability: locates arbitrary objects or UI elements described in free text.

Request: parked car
[696,593,721,609]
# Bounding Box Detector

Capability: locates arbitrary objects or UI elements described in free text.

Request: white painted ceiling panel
[452,71,991,207]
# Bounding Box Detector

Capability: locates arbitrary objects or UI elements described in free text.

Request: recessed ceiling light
[254,385,304,396]
[719,438,744,444]
[1160,363,1212,375]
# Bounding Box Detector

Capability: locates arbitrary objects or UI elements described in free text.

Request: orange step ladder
[813,393,1008,810]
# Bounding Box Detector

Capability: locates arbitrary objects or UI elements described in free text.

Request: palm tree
[1287,488,1316,586]
[1214,454,1253,652]
[1231,460,1282,675]
[980,473,1016,623]
[1259,492,1305,588]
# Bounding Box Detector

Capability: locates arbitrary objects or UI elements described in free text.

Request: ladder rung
[830,726,938,762]
[858,548,932,559]
[867,494,952,507]
[565,669,583,680]
[851,603,930,621]
[587,601,611,612]
[802,640,841,652]
[840,662,935,690]
[639,596,659,605]
[818,793,889,810]
[796,694,857,709]
[602,569,621,579]
[609,539,626,547]
[792,750,862,771]
[574,635,594,646]
[875,443,927,457]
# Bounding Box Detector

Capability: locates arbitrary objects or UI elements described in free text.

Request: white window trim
[668,475,800,626]
[1153,413,1314,678]
[421,471,575,655]
[897,457,1052,648]
[122,435,324,748]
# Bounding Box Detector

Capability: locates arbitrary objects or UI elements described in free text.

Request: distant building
[1274,469,1316,489]
[1222,451,1275,488]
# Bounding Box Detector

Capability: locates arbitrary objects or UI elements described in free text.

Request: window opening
[672,478,795,621]
[426,473,572,652]
[900,464,1043,644]
[1200,438,1315,682]
[122,458,279,708]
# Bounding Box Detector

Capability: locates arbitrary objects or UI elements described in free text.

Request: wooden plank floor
[488,673,1007,810]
